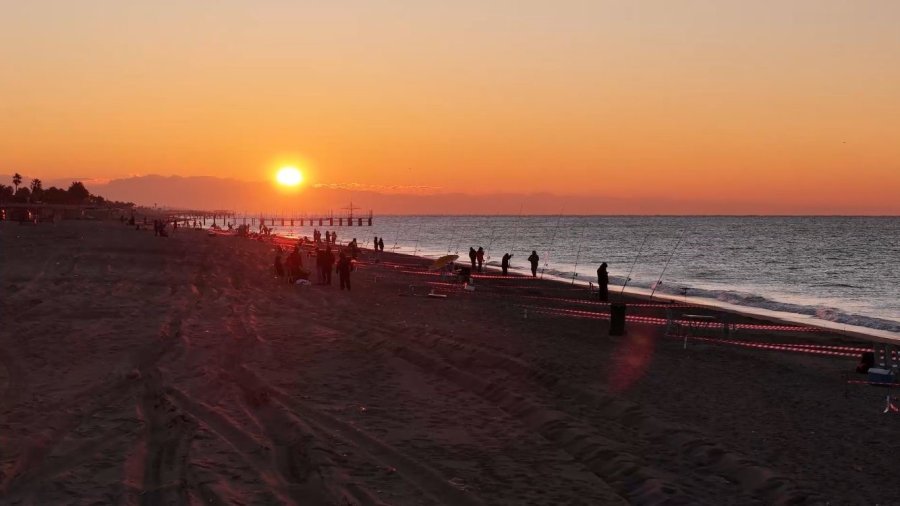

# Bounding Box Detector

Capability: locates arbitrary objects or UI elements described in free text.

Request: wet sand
[2,219,899,505]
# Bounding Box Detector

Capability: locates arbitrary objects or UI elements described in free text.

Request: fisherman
[337,250,353,290]
[597,263,609,302]
[469,247,477,271]
[501,253,513,275]
[527,250,539,277]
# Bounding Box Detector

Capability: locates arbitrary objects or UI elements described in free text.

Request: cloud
[312,183,441,192]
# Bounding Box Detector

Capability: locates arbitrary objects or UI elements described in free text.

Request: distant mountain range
[2,174,896,215]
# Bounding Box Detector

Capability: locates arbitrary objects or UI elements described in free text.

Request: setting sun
[276,166,303,186]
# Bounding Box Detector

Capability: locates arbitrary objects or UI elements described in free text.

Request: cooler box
[868,368,896,385]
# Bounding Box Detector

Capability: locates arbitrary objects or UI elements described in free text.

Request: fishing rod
[571,226,586,285]
[453,222,464,256]
[446,224,456,254]
[509,202,525,258]
[650,229,686,300]
[391,217,403,252]
[412,222,424,257]
[541,208,565,279]
[620,233,649,295]
[484,226,496,264]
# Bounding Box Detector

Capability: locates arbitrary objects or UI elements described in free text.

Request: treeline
[0,173,133,207]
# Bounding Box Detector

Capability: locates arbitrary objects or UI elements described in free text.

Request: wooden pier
[168,207,375,228]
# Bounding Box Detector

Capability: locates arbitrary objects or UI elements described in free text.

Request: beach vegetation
[0,176,132,208]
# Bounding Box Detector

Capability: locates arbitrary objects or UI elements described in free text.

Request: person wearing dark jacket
[378,237,385,251]
[469,247,477,270]
[597,262,609,301]
[274,251,285,278]
[527,250,539,277]
[501,253,513,275]
[337,250,353,290]
[323,247,335,285]
[316,248,327,284]
[286,246,303,283]
[476,247,485,272]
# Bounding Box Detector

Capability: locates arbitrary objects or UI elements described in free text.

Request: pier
[168,206,374,228]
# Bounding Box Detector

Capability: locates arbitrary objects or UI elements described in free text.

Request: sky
[2,1,899,213]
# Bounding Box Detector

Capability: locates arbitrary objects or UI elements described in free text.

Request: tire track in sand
[367,324,820,505]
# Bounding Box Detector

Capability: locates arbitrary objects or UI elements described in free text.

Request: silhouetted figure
[316,249,325,283]
[323,247,335,285]
[597,262,609,302]
[274,251,285,278]
[476,247,484,272]
[501,253,513,275]
[378,237,385,251]
[373,236,378,250]
[469,247,477,270]
[337,250,353,290]
[286,246,304,283]
[527,250,539,277]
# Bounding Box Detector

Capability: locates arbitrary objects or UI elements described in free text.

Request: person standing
[501,253,513,275]
[527,250,539,277]
[316,248,325,284]
[468,247,477,271]
[286,246,303,283]
[323,246,335,285]
[274,251,285,278]
[378,237,385,252]
[476,247,485,272]
[337,250,353,290]
[597,262,609,301]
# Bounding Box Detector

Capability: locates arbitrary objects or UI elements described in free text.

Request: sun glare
[276,166,303,186]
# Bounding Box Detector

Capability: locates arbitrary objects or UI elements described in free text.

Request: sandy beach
[2,219,899,505]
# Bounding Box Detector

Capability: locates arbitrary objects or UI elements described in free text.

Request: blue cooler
[868,368,896,385]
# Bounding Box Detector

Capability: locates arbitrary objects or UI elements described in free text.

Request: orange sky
[2,1,899,212]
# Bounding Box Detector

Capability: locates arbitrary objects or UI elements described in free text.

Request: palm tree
[12,173,22,193]
[30,178,42,192]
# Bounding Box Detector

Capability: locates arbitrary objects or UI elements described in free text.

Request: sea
[261,216,899,338]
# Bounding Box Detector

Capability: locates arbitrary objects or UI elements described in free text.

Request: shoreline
[267,226,900,345]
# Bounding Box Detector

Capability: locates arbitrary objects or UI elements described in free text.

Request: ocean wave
[645,284,900,334]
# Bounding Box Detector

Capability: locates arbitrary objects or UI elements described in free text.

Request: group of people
[312,228,338,245]
[275,240,355,290]
[273,232,611,300]
[488,247,610,302]
[152,219,174,237]
[466,247,486,272]
[274,246,309,284]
